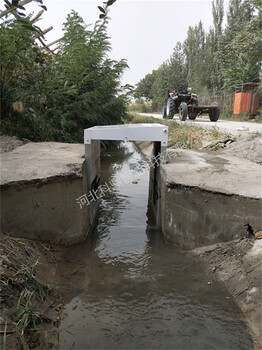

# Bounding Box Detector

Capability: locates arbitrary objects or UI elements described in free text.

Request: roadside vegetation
[0,0,130,143]
[129,113,228,149]
[219,109,262,123]
[134,0,261,117]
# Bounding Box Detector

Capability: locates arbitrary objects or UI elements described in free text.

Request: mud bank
[192,238,262,349]
[1,142,88,244]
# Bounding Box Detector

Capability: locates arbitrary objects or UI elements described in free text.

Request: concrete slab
[163,149,262,199]
[1,142,85,185]
[1,142,90,244]
[161,149,262,248]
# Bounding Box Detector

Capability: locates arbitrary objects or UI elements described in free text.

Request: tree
[184,21,208,93]
[1,4,129,142]
[206,0,224,92]
[221,0,261,90]
[0,17,52,138]
[52,10,128,141]
[152,43,187,108]
[135,43,187,110]
[135,71,157,100]
[135,0,261,103]
[166,42,187,92]
[212,0,224,36]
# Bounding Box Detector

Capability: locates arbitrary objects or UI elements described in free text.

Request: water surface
[52,142,253,349]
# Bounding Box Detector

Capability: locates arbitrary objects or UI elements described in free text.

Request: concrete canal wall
[1,142,91,244]
[160,149,261,249]
[136,142,261,248]
[137,142,262,348]
[1,139,261,248]
[2,137,260,347]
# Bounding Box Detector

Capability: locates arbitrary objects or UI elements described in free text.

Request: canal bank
[1,134,261,348]
[1,141,88,244]
[34,142,260,349]
[192,237,262,349]
[137,139,262,349]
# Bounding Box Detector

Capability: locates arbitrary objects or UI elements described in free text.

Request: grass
[219,112,262,123]
[128,113,229,150]
[0,233,58,350]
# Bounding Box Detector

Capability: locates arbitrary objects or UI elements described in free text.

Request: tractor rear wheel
[166,98,175,119]
[209,102,220,122]
[179,102,188,121]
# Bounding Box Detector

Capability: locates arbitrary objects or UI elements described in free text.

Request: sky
[2,0,230,86]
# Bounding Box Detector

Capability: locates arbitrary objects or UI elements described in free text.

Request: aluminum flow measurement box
[84,123,169,147]
[84,123,169,231]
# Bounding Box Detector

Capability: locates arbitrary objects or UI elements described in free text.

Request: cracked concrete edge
[165,181,262,201]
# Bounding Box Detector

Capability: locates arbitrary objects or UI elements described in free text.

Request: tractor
[162,89,220,122]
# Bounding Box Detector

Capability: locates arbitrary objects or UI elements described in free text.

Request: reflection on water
[53,142,253,349]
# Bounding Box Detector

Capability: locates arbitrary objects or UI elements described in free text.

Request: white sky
[2,0,230,86]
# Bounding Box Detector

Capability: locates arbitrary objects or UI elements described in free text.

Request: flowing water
[52,142,253,349]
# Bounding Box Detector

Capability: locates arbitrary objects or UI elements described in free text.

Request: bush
[0,11,129,142]
[128,102,153,113]
[255,108,262,123]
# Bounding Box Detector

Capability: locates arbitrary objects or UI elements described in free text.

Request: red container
[233,92,259,115]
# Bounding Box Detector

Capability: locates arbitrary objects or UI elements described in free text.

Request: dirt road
[138,113,262,135]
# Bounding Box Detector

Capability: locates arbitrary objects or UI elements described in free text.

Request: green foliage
[128,101,153,113]
[0,0,47,22]
[129,113,228,149]
[222,53,260,90]
[184,21,208,93]
[136,42,187,109]
[97,0,117,19]
[221,0,261,90]
[135,0,261,107]
[1,4,129,142]
[255,108,262,123]
[134,71,157,100]
[10,289,42,333]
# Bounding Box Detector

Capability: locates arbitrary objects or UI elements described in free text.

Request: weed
[220,110,259,122]
[2,321,7,350]
[255,108,262,123]
[0,234,58,350]
[10,289,42,334]
[128,103,153,114]
[128,113,228,150]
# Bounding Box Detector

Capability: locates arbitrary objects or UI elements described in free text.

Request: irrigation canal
[50,142,253,349]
